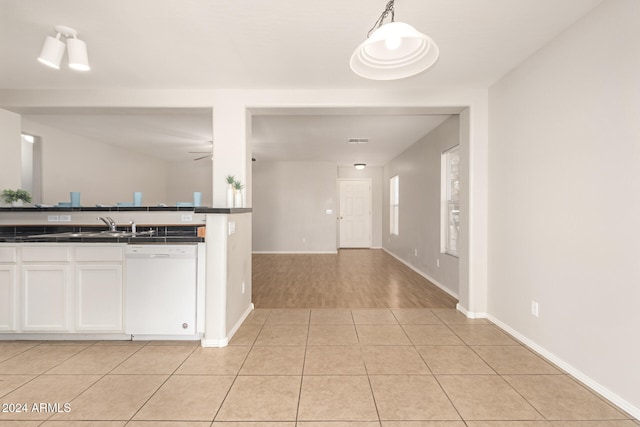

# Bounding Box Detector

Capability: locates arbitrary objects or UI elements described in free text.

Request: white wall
[488,0,640,415]
[252,161,337,253]
[166,159,213,207]
[226,212,253,335]
[383,116,460,297]
[337,166,383,248]
[0,109,22,195]
[22,119,168,206]
[203,212,253,347]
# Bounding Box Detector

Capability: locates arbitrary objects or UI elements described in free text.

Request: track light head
[37,33,65,69]
[38,25,90,71]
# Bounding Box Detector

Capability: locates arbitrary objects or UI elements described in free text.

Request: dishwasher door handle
[149,254,171,258]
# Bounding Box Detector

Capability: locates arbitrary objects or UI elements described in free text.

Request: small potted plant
[2,189,32,207]
[233,180,244,208]
[225,175,236,208]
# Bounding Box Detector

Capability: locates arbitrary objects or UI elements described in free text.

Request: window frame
[389,175,399,236]
[441,145,460,257]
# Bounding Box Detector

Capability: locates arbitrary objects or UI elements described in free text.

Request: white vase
[226,185,234,208]
[234,190,243,208]
[11,200,24,207]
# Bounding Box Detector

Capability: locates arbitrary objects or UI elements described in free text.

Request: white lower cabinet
[0,265,17,331]
[0,247,17,331]
[20,246,71,332]
[21,265,70,331]
[75,265,123,331]
[0,244,125,334]
[75,246,124,332]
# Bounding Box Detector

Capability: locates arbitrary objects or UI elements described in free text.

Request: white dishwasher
[125,244,197,337]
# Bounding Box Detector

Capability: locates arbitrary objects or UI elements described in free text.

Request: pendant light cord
[367,0,396,38]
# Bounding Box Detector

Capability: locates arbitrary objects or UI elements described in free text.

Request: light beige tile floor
[0,309,637,426]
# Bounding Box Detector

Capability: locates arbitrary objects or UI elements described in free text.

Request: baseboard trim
[454,306,639,418]
[382,248,459,300]
[456,303,488,319]
[487,313,640,420]
[0,333,132,341]
[226,303,254,343]
[200,337,229,348]
[252,251,338,254]
[201,303,254,348]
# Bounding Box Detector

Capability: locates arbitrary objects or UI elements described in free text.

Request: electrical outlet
[228,221,236,235]
[181,214,193,222]
[59,215,71,222]
[531,301,539,317]
[414,249,418,256]
[47,215,59,222]
[242,282,245,294]
[436,259,440,268]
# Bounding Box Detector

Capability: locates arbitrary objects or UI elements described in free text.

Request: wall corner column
[211,96,249,208]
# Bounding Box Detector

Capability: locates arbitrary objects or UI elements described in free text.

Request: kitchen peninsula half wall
[0,207,252,347]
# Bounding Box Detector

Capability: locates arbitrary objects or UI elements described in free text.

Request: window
[442,146,460,256]
[21,133,42,204]
[390,175,399,235]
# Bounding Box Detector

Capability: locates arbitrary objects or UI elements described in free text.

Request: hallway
[252,249,458,309]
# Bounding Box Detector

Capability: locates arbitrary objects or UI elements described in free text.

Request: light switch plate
[228,221,236,235]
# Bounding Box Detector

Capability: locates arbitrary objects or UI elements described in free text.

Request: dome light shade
[350,21,439,80]
[67,37,90,71]
[37,34,65,69]
[354,163,367,170]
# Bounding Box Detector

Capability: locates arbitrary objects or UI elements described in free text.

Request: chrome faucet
[97,216,117,232]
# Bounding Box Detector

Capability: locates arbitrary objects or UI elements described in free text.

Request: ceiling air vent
[347,138,369,144]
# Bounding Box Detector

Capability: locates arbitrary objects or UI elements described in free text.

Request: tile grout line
[294,309,312,424]
[211,308,270,423]
[125,341,200,423]
[436,315,551,423]
[52,340,154,423]
[399,308,468,425]
[3,340,102,423]
[356,309,384,426]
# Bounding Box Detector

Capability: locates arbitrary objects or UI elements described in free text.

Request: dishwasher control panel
[125,245,196,258]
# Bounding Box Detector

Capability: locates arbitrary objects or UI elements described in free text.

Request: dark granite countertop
[0,225,204,244]
[0,206,252,214]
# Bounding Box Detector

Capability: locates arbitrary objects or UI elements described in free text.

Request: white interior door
[339,179,371,248]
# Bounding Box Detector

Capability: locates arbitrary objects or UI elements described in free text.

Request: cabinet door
[76,265,123,331]
[0,265,17,331]
[22,265,70,331]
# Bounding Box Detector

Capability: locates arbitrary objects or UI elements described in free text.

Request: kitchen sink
[28,230,156,239]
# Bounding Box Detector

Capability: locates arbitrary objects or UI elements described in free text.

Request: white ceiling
[251,111,452,166]
[1,0,604,163]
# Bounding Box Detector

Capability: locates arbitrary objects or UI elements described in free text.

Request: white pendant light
[38,25,90,71]
[350,0,439,80]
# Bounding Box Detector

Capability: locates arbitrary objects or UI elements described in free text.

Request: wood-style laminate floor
[252,249,458,309]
